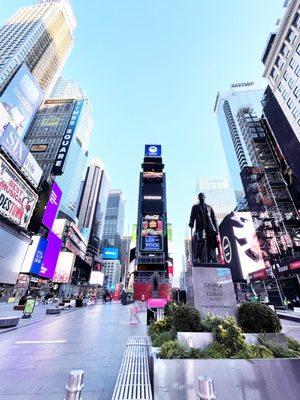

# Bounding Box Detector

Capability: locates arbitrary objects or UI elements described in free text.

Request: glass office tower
[214,82,265,204]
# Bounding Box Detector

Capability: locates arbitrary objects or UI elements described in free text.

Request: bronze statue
[189,193,218,263]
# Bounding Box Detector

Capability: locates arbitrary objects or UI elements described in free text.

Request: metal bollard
[197,376,216,400]
[65,370,84,400]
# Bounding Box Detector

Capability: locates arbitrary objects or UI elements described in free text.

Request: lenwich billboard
[140,214,164,252]
[0,154,37,228]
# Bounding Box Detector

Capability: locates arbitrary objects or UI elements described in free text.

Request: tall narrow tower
[134,145,170,300]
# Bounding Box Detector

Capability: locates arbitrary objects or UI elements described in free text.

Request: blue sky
[1,0,284,278]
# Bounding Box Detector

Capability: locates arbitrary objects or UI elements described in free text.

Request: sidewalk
[0,301,76,334]
[277,309,300,323]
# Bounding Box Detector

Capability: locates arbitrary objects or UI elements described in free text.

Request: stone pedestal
[187,263,237,318]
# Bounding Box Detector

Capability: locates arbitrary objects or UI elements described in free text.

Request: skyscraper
[0,0,76,94]
[101,190,125,256]
[262,0,300,140]
[262,0,300,206]
[196,177,236,224]
[214,82,265,202]
[77,159,110,257]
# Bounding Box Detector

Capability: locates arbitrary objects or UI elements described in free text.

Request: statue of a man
[189,192,218,263]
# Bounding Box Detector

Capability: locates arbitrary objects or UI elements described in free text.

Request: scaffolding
[238,108,300,260]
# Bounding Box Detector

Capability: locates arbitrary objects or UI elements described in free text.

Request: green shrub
[158,340,188,359]
[201,313,223,332]
[151,331,173,347]
[235,344,273,359]
[164,301,177,317]
[258,336,300,358]
[201,342,228,359]
[148,316,172,337]
[172,305,202,332]
[237,302,281,333]
[215,317,247,357]
[287,336,300,352]
[188,347,204,359]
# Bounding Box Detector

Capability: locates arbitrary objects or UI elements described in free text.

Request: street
[0,303,146,399]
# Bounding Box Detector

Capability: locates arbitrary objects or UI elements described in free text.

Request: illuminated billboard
[39,230,62,279]
[140,215,163,252]
[53,252,75,284]
[41,181,62,230]
[103,247,119,259]
[220,212,265,280]
[89,271,104,285]
[145,144,161,157]
[0,155,38,228]
[0,64,44,139]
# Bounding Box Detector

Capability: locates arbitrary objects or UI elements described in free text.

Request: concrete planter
[154,358,300,400]
[177,332,214,349]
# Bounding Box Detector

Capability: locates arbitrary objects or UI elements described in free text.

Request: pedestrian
[102,292,107,304]
[109,293,112,304]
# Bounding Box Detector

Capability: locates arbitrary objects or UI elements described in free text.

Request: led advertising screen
[102,247,119,260]
[89,271,104,285]
[21,152,42,189]
[21,235,45,273]
[140,215,163,252]
[53,252,75,283]
[0,64,44,139]
[0,123,29,168]
[0,155,38,228]
[29,236,48,275]
[41,181,62,230]
[0,226,30,284]
[145,144,161,157]
[220,212,265,280]
[39,230,62,279]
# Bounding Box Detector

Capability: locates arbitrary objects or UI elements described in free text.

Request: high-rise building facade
[196,177,236,224]
[262,0,300,140]
[0,0,76,94]
[214,82,265,202]
[101,190,125,255]
[262,0,300,206]
[77,159,110,257]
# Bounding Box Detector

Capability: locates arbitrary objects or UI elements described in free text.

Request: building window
[287,28,297,44]
[294,86,300,98]
[281,43,290,58]
[297,44,300,55]
[293,13,300,29]
[283,70,289,81]
[276,56,285,70]
[289,57,297,69]
[292,106,299,118]
[287,98,294,109]
[288,77,294,88]
[271,68,278,81]
[278,82,284,92]
[295,65,300,77]
[282,89,288,100]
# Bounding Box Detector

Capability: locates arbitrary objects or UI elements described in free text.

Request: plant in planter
[151,331,173,347]
[173,305,202,332]
[164,301,177,317]
[201,313,223,332]
[237,302,281,333]
[215,317,246,357]
[159,340,188,359]
[258,336,300,358]
[148,316,172,337]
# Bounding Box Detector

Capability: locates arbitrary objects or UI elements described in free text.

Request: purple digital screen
[39,230,61,279]
[42,181,62,230]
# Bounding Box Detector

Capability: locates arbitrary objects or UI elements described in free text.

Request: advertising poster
[0,64,44,139]
[0,123,29,168]
[41,181,62,230]
[0,155,37,228]
[140,214,163,252]
[24,298,36,315]
[21,152,42,189]
[89,271,104,285]
[39,230,62,279]
[53,252,75,284]
[102,247,119,260]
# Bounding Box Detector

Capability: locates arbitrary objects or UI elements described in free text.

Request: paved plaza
[0,302,146,399]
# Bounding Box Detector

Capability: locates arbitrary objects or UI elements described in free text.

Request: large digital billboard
[0,155,38,228]
[0,64,44,139]
[39,230,62,279]
[220,212,265,280]
[29,237,48,275]
[145,144,161,157]
[102,247,119,259]
[140,215,164,252]
[53,252,75,284]
[41,181,62,230]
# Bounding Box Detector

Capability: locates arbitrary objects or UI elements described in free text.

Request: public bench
[13,305,25,311]
[46,308,61,315]
[0,316,20,328]
[112,336,153,400]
